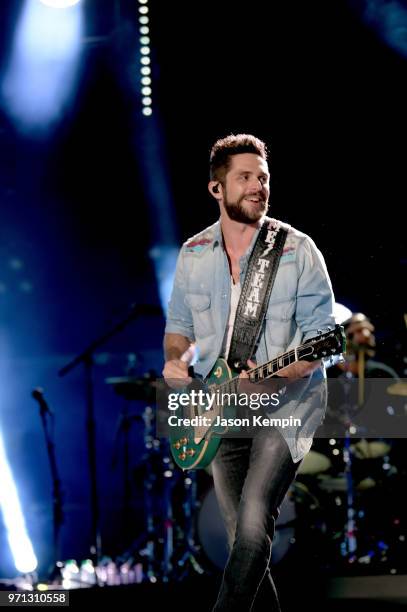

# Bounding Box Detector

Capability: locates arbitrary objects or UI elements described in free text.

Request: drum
[197,481,322,570]
[312,436,404,568]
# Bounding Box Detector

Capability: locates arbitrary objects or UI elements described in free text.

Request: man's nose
[248,178,264,191]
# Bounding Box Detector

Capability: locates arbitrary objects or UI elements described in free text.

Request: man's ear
[208,181,222,198]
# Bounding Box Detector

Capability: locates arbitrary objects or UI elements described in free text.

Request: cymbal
[317,475,347,492]
[356,477,376,491]
[387,382,407,397]
[314,474,377,493]
[350,440,391,459]
[298,451,331,475]
[105,376,157,401]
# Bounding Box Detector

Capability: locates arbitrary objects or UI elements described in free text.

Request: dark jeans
[211,427,300,612]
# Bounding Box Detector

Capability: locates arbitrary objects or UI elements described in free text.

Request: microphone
[32,388,53,415]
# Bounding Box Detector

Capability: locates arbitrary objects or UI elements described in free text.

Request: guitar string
[216,332,337,396]
[200,330,339,413]
[190,331,340,437]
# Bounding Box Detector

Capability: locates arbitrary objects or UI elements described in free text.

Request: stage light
[350,1,407,59]
[40,0,81,7]
[0,434,37,573]
[1,0,82,133]
[333,302,353,324]
[149,247,180,314]
[137,0,153,117]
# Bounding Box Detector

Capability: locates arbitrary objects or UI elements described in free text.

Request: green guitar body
[169,358,235,470]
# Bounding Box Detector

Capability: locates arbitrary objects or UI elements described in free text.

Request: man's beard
[223,192,268,224]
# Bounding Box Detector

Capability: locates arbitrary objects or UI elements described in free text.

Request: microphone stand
[58,303,161,567]
[32,389,64,582]
[340,347,366,564]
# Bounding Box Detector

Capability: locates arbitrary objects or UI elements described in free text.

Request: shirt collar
[212,216,267,255]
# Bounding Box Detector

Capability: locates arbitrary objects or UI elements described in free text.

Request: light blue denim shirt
[165,216,336,461]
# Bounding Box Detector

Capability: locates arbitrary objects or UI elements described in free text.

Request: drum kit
[295,371,407,572]
[104,373,407,581]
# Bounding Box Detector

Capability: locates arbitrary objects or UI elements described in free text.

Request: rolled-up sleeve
[295,236,335,341]
[165,249,195,341]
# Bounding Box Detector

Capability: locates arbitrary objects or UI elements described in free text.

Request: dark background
[0,0,405,578]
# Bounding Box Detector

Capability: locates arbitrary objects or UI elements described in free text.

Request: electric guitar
[169,325,346,470]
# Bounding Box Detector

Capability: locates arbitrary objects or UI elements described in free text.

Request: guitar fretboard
[218,347,300,396]
[248,348,299,383]
[211,326,343,397]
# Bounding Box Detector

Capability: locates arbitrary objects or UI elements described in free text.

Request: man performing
[163,134,336,611]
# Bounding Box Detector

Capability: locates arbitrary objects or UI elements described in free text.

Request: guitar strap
[227,218,288,371]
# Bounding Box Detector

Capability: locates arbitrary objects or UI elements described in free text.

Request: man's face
[347,319,376,356]
[222,153,270,224]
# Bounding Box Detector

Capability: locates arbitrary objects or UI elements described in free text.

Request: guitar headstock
[299,324,346,361]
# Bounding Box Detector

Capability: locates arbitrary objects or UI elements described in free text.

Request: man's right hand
[162,359,192,389]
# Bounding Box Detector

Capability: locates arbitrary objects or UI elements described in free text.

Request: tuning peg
[327,326,332,331]
[317,329,323,335]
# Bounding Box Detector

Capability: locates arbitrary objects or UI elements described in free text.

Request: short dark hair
[209,134,268,182]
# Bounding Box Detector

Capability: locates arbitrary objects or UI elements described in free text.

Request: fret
[252,349,298,380]
[219,346,302,393]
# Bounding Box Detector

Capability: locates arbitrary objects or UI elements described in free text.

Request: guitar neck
[217,346,301,396]
[217,326,344,394]
[248,347,300,383]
